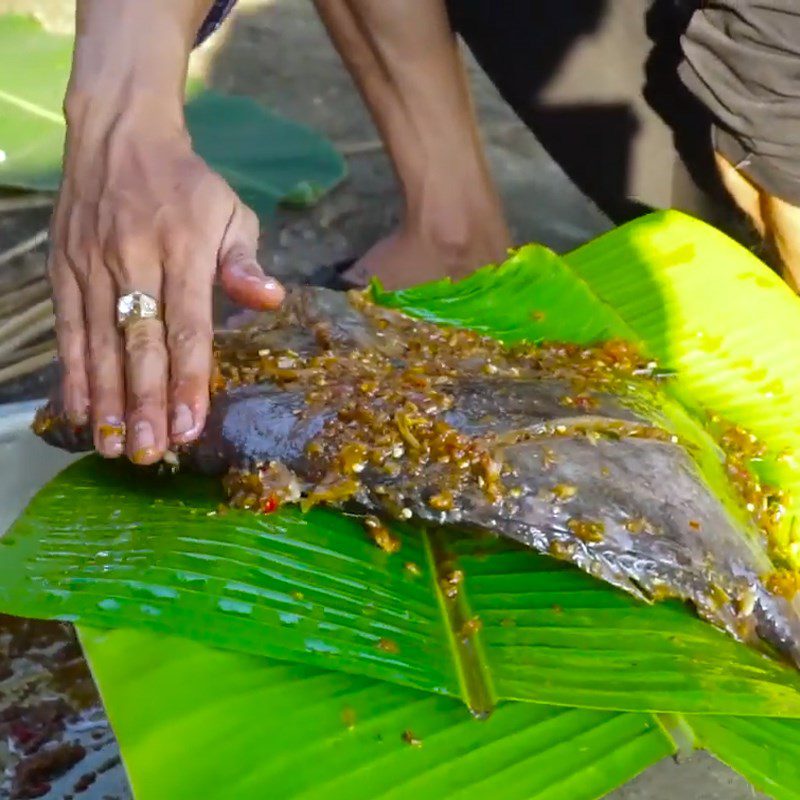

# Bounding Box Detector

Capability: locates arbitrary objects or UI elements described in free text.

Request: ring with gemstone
[116,291,160,330]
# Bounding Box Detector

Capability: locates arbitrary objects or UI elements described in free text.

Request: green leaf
[0,13,70,191]
[79,626,675,800]
[0,14,346,212]
[372,247,626,343]
[690,716,800,800]
[8,210,800,796]
[183,90,346,217]
[4,455,800,717]
[566,212,800,559]
[377,211,800,562]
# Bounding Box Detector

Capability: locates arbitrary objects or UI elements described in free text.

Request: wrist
[64,83,186,137]
[65,1,200,131]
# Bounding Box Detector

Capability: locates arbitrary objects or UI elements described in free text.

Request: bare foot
[341,204,513,290]
[314,0,514,291]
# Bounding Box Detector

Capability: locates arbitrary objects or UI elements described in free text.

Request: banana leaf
[689,715,800,800]
[0,14,346,214]
[5,457,800,716]
[378,212,800,560]
[84,627,800,799]
[6,210,800,797]
[6,209,800,715]
[79,627,675,800]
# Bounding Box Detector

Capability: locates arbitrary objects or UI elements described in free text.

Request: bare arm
[52,0,284,465]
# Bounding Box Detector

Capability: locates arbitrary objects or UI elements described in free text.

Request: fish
[34,286,800,666]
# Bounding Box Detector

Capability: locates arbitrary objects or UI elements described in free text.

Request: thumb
[218,205,285,309]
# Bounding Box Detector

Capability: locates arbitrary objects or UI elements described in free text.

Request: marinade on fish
[34,288,800,666]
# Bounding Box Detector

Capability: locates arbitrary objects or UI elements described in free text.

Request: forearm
[65,0,214,130]
[341,0,475,155]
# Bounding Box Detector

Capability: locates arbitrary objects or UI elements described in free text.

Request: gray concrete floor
[0,1,771,798]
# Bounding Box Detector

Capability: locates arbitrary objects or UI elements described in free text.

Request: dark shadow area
[516,103,642,219]
[446,0,641,221]
[643,0,725,208]
[448,0,729,226]
[445,0,607,104]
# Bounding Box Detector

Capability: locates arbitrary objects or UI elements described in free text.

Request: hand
[715,152,800,291]
[50,103,284,464]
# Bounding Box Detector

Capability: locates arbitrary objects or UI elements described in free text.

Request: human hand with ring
[50,0,285,465]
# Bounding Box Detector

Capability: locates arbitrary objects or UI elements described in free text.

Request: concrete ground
[0,1,769,798]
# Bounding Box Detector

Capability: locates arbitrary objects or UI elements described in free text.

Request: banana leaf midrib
[422,526,497,715]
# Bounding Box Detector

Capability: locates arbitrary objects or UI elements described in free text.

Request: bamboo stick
[0,312,56,361]
[0,347,57,385]
[0,228,48,268]
[0,297,53,344]
[0,337,56,367]
[0,194,54,213]
[336,139,383,157]
[0,278,51,319]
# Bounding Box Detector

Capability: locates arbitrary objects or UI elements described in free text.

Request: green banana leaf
[0,14,345,214]
[688,716,800,800]
[378,212,800,561]
[5,456,800,716]
[79,627,675,800]
[6,209,800,716]
[6,209,800,797]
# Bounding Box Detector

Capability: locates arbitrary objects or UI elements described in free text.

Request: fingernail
[231,261,258,280]
[67,406,90,428]
[97,420,125,458]
[172,404,194,438]
[130,420,156,465]
[263,278,285,303]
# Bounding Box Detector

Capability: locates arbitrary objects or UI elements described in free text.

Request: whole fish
[34,287,800,666]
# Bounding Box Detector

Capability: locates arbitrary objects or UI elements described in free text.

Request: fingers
[84,260,125,457]
[219,205,285,309]
[123,314,169,465]
[164,246,215,445]
[49,250,90,425]
[58,204,169,463]
[110,229,168,465]
[50,153,276,465]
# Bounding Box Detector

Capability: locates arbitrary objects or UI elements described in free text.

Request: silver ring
[116,291,160,329]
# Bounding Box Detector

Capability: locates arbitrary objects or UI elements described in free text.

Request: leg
[314,0,511,289]
[714,152,765,237]
[764,194,800,291]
